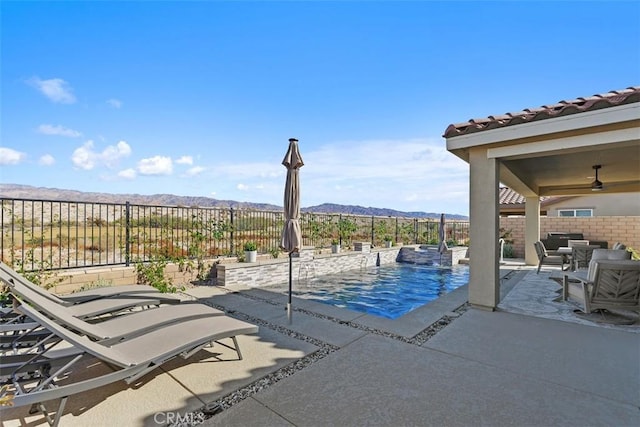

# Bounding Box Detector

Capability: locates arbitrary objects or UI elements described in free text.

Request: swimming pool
[272,263,469,319]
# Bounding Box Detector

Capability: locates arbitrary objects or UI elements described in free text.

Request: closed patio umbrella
[281,138,304,324]
[438,213,448,265]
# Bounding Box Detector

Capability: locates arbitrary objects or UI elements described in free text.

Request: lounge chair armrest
[561,272,591,301]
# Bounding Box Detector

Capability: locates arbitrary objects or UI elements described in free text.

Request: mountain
[0,184,468,220]
[302,203,468,220]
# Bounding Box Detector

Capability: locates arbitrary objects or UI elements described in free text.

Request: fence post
[125,201,130,266]
[230,207,235,255]
[395,217,399,243]
[370,216,374,244]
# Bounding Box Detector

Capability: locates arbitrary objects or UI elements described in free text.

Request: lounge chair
[0,262,181,319]
[1,302,258,426]
[2,267,228,354]
[562,260,640,315]
[534,241,568,274]
[4,275,225,345]
[0,262,169,303]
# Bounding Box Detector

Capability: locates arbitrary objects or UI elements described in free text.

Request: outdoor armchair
[570,244,602,271]
[562,260,640,315]
[534,241,568,274]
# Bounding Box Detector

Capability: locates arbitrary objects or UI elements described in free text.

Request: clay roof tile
[444,86,640,138]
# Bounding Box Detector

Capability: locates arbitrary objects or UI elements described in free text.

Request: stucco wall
[500,216,640,258]
[546,193,640,216]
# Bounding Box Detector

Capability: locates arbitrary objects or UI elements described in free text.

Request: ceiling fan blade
[540,179,640,195]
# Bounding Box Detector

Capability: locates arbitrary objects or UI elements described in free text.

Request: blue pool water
[281,263,469,319]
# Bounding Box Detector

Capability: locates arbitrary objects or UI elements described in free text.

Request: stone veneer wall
[399,245,469,267]
[216,244,470,288]
[217,244,399,288]
[500,216,640,258]
[47,243,470,294]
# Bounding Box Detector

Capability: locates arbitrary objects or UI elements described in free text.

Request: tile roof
[444,86,640,138]
[499,187,556,206]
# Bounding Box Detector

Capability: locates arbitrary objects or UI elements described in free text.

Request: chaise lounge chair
[0,262,172,303]
[1,302,258,426]
[4,275,225,345]
[0,262,182,319]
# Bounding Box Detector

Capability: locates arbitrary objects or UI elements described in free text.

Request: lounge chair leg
[211,336,243,360]
[232,336,242,360]
[34,396,67,427]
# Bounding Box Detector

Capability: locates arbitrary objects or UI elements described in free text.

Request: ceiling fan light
[591,179,603,191]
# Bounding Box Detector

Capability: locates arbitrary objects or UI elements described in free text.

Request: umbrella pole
[288,251,293,324]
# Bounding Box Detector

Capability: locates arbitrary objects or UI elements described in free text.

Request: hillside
[0,184,468,220]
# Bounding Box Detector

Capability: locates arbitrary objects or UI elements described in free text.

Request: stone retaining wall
[217,245,401,288]
[47,243,470,294]
[399,245,469,266]
[216,244,470,288]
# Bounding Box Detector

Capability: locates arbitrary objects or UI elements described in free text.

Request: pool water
[276,263,469,319]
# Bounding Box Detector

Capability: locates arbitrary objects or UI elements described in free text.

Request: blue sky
[1,1,638,216]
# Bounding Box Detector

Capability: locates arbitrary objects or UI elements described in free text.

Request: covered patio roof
[444,86,639,310]
[446,86,639,197]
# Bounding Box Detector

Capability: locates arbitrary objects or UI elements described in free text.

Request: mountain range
[0,184,468,220]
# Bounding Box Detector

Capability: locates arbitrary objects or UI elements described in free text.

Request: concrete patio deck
[1,261,638,426]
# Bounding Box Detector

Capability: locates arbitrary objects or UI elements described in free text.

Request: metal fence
[1,197,470,271]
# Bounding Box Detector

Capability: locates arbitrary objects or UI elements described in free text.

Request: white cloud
[118,168,137,179]
[107,98,122,108]
[71,140,132,170]
[37,124,82,138]
[0,147,26,165]
[71,141,96,170]
[39,154,55,166]
[295,138,470,211]
[27,77,76,104]
[184,166,205,176]
[205,137,469,214]
[176,156,193,165]
[137,156,173,175]
[102,141,132,168]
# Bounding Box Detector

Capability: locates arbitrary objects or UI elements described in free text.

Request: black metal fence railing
[1,197,470,272]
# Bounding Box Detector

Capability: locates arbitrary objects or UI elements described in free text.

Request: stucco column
[468,147,500,310]
[524,197,540,265]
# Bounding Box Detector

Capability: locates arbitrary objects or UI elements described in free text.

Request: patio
[2,261,638,426]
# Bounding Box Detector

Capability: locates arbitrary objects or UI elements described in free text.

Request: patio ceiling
[445,87,640,197]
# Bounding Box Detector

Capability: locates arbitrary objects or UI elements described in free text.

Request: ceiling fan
[591,164,603,191]
[540,163,640,195]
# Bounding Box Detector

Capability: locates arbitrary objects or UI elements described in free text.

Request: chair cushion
[587,250,632,281]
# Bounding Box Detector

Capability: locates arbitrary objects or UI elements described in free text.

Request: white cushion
[568,239,589,247]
